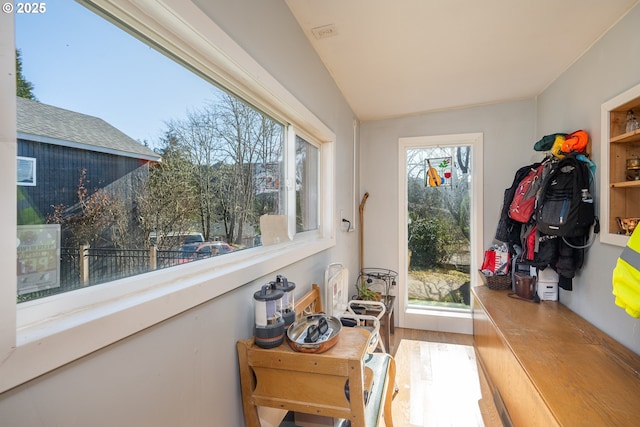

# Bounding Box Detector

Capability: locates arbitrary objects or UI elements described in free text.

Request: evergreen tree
[16,49,37,100]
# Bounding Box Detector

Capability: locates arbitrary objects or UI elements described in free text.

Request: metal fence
[18,245,185,302]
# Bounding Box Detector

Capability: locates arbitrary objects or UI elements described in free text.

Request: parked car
[150,231,205,248]
[177,241,235,264]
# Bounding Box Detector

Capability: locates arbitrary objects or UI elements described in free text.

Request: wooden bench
[237,283,396,427]
[472,284,640,426]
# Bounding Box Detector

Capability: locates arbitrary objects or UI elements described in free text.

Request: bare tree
[164,108,220,241]
[149,94,283,247]
[212,94,282,244]
[47,169,122,247]
[137,133,200,248]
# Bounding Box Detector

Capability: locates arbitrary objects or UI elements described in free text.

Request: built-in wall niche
[601,82,640,246]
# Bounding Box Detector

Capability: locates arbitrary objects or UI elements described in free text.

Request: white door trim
[397,133,484,334]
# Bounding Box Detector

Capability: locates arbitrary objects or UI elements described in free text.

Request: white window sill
[1,235,334,393]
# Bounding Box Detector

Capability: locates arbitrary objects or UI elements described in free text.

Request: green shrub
[408,208,465,269]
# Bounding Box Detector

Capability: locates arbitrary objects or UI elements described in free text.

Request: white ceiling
[285,0,639,121]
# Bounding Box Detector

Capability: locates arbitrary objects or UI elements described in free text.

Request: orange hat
[562,130,589,153]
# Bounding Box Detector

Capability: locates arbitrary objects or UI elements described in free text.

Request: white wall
[536,4,640,353]
[360,99,537,278]
[0,1,360,426]
[359,3,640,355]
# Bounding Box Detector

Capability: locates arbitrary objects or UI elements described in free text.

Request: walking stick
[359,192,369,275]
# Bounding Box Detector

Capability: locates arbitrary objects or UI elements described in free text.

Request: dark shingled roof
[16,96,160,161]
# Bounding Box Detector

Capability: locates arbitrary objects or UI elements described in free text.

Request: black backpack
[536,154,595,238]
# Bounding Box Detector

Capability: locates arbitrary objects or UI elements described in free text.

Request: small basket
[479,271,512,290]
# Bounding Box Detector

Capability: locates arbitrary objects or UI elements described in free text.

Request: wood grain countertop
[472,285,640,426]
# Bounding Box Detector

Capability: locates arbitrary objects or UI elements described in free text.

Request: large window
[1,0,335,393]
[14,1,299,301]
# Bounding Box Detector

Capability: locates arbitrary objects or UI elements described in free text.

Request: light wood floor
[387,328,502,427]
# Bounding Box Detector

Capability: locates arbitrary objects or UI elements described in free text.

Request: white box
[537,268,559,301]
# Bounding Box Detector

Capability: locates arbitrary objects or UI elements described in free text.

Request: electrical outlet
[339,210,352,232]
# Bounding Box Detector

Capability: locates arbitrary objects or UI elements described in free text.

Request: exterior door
[398,134,483,334]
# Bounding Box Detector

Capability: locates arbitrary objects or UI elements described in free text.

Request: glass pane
[15,2,284,302]
[295,136,319,232]
[407,146,472,309]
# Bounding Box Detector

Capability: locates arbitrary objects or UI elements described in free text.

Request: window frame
[16,156,36,186]
[0,0,335,393]
[292,130,322,234]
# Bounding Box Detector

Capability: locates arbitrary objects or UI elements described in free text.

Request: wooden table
[237,327,394,427]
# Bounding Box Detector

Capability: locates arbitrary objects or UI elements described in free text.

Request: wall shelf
[600,83,640,246]
[610,129,640,144]
[610,180,640,188]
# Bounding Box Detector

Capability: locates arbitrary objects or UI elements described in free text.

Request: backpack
[520,223,560,268]
[495,162,541,243]
[536,154,595,237]
[508,161,550,224]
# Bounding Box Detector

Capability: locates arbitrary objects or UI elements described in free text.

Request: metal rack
[357,268,397,302]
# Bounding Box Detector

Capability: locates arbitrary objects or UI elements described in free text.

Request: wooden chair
[237,283,396,427]
[294,283,323,319]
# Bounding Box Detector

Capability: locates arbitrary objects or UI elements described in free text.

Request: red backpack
[508,162,548,223]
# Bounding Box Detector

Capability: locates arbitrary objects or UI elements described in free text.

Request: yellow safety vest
[612,228,640,318]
